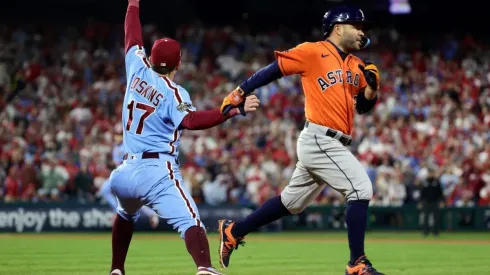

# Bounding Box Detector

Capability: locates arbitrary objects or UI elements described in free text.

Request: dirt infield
[1,233,489,245]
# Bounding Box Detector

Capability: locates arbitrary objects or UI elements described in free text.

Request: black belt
[123,152,161,160]
[305,122,352,146]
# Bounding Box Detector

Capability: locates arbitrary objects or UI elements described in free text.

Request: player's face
[340,24,365,52]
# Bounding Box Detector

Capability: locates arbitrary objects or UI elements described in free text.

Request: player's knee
[181,223,206,239]
[355,182,373,201]
[288,205,307,215]
[280,195,306,215]
[365,184,373,200]
[345,181,373,201]
[176,219,205,239]
[361,182,373,200]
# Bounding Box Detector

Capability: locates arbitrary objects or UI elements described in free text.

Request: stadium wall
[1,203,488,233]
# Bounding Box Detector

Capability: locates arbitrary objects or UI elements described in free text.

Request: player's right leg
[218,126,337,268]
[144,160,225,275]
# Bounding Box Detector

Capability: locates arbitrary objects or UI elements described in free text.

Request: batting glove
[220,86,246,116]
[358,61,380,91]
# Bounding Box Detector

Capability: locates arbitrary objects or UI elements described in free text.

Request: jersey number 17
[125,100,155,135]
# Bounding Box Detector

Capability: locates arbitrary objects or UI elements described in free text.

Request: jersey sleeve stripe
[161,76,183,104]
[136,45,151,68]
[166,161,201,227]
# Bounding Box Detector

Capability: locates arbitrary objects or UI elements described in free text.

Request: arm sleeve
[239,61,283,95]
[355,90,377,115]
[124,1,150,76]
[125,1,143,53]
[179,108,239,130]
[273,42,312,76]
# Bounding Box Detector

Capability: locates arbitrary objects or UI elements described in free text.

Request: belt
[305,121,352,146]
[123,152,160,160]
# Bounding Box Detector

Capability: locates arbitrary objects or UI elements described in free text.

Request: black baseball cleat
[217,219,245,268]
[345,256,385,275]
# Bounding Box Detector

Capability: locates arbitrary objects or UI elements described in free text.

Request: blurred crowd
[1,21,489,208]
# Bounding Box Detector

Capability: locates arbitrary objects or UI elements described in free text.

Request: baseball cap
[150,38,181,70]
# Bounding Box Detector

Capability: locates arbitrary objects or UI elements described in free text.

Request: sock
[111,214,134,273]
[232,195,291,238]
[345,200,369,265]
[184,226,212,268]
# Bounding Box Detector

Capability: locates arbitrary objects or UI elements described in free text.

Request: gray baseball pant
[281,122,373,214]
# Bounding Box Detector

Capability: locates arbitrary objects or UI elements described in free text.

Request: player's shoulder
[125,44,151,74]
[158,76,191,100]
[161,79,194,112]
[288,41,320,52]
[296,41,317,48]
[159,76,184,92]
[126,44,146,57]
[127,44,151,64]
[275,41,321,58]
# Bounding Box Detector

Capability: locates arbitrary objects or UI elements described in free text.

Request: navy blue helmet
[322,6,373,39]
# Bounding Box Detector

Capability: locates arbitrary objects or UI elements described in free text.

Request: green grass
[0,232,489,275]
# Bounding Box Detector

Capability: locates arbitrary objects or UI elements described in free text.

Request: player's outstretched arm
[220,61,283,115]
[221,42,312,115]
[240,61,284,95]
[125,0,144,53]
[181,96,260,131]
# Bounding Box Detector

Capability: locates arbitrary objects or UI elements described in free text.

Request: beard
[341,38,361,53]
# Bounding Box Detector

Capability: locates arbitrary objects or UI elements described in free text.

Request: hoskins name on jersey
[130,77,164,107]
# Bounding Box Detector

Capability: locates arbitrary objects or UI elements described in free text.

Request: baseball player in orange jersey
[218,6,385,275]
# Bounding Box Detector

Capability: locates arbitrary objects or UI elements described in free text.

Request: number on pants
[125,100,156,135]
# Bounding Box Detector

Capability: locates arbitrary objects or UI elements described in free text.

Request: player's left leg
[144,161,224,275]
[303,134,384,275]
[110,198,142,275]
[107,164,144,275]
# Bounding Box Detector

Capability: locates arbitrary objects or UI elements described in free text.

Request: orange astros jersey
[275,41,368,135]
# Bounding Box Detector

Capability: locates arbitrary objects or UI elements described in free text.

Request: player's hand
[243,95,260,113]
[358,61,380,91]
[220,86,245,115]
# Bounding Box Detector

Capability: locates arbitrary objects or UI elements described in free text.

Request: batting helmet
[321,6,373,39]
